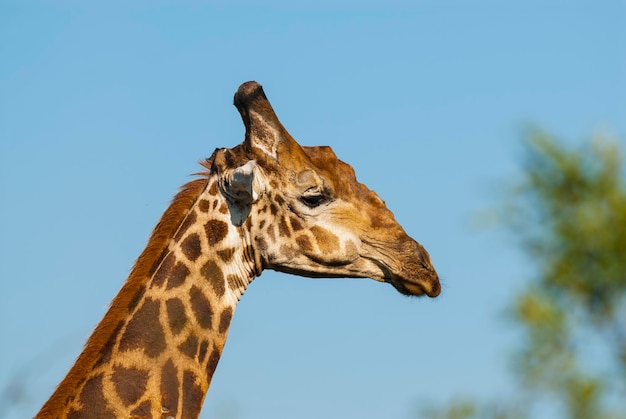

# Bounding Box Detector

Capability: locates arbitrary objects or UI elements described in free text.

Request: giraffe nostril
[427,280,441,297]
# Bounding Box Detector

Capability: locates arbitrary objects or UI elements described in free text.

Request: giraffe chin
[389,276,441,298]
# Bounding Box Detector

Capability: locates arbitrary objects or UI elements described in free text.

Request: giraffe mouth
[374,258,440,298]
[387,266,441,298]
[365,239,441,298]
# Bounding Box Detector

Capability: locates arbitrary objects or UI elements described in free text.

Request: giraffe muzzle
[385,240,441,298]
[392,262,440,297]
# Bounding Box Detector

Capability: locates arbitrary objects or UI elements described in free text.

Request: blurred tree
[509,131,626,419]
[421,131,626,419]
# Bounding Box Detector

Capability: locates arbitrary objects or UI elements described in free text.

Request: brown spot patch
[217,248,234,263]
[174,210,197,242]
[269,203,279,216]
[198,199,211,213]
[74,374,115,418]
[178,333,199,359]
[274,194,285,206]
[199,341,209,363]
[219,202,229,214]
[218,308,233,334]
[181,371,204,418]
[119,298,166,358]
[111,365,149,406]
[200,260,225,297]
[166,262,190,290]
[290,217,303,231]
[206,347,221,379]
[278,217,290,238]
[181,233,202,262]
[208,180,219,196]
[204,219,229,246]
[165,298,187,335]
[95,320,124,367]
[160,359,179,415]
[296,235,313,252]
[130,400,151,417]
[152,252,175,287]
[310,226,339,254]
[128,284,146,313]
[189,286,213,329]
[148,247,170,277]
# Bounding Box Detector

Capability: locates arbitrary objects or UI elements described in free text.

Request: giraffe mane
[38,160,213,415]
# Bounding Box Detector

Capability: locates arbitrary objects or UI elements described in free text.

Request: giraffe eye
[299,191,328,208]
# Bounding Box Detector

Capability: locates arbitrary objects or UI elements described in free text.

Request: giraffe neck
[37,173,261,419]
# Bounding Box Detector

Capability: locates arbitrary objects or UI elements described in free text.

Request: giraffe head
[212,81,440,297]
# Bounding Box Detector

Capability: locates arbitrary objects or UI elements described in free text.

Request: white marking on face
[313,217,361,264]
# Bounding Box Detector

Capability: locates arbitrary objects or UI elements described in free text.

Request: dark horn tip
[234,81,267,108]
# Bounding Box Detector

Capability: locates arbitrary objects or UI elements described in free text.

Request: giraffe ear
[214,154,266,226]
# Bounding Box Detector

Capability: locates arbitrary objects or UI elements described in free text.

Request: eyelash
[299,192,328,208]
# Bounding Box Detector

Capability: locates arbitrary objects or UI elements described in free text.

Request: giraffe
[36,81,440,418]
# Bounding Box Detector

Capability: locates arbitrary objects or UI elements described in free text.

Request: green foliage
[516,132,626,323]
[509,131,626,419]
[422,131,626,419]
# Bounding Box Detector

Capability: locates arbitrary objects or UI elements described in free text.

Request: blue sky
[1,2,625,418]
